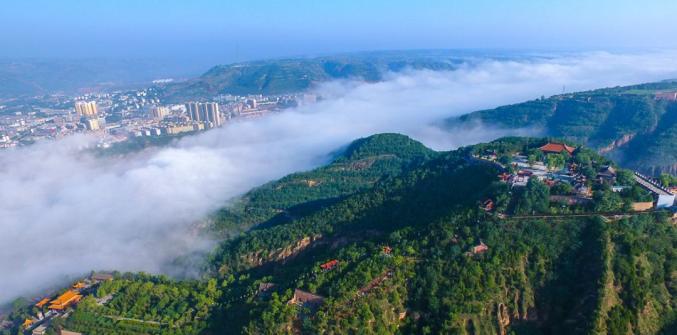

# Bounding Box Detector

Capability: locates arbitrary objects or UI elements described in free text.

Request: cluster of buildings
[481,142,676,211]
[0,88,317,150]
[18,273,113,335]
[185,102,222,126]
[494,143,591,196]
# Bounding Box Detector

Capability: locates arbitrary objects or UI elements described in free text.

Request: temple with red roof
[539,142,576,155]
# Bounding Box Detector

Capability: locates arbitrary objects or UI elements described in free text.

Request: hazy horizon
[2,1,677,66]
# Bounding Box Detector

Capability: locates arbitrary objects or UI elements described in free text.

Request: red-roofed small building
[320,260,339,271]
[472,241,489,255]
[481,199,494,212]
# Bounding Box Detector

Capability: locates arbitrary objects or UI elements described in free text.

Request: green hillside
[207,133,437,237]
[158,51,468,101]
[5,135,675,335]
[451,81,677,175]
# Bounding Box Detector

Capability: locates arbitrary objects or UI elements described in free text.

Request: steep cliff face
[599,133,636,154]
[589,216,675,335]
[237,235,321,269]
[270,235,319,262]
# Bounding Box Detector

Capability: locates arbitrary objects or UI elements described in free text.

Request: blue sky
[1,0,676,64]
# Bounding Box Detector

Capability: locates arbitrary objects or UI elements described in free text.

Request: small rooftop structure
[498,172,510,182]
[72,282,86,290]
[597,165,617,183]
[35,298,50,308]
[472,241,489,255]
[575,184,592,197]
[511,172,531,187]
[288,289,324,308]
[320,259,339,271]
[91,272,113,282]
[60,330,83,335]
[539,142,576,155]
[382,246,392,255]
[481,199,494,212]
[22,318,34,329]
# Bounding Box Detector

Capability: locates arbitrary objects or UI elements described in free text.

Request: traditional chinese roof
[35,298,50,308]
[539,143,576,155]
[48,290,82,310]
[22,318,33,328]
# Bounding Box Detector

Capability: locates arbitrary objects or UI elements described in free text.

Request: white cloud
[2,50,677,303]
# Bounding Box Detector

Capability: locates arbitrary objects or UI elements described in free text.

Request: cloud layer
[2,51,677,303]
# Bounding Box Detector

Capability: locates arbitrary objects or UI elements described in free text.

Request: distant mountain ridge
[0,50,530,99]
[450,81,677,175]
[158,50,525,101]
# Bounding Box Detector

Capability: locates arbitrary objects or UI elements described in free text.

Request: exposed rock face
[496,303,511,335]
[512,291,522,320]
[599,133,635,154]
[239,235,322,268]
[271,235,320,262]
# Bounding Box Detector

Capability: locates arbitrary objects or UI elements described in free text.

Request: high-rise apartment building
[84,118,100,130]
[185,102,222,126]
[185,102,200,121]
[75,101,98,117]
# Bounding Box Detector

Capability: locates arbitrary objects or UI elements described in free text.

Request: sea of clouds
[2,51,677,303]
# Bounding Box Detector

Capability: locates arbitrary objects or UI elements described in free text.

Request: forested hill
[158,51,473,101]
[5,135,675,335]
[207,133,437,237]
[450,81,677,175]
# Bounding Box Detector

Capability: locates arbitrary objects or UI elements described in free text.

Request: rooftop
[539,143,576,155]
